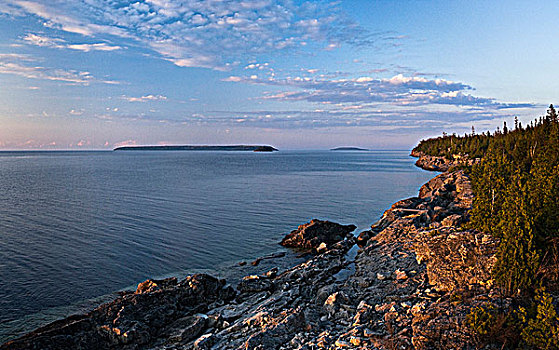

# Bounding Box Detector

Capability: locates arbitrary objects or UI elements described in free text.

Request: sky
[0,0,557,150]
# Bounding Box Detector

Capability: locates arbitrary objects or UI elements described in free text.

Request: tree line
[414,106,559,348]
[414,105,559,294]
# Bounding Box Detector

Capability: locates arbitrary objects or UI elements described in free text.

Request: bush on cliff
[414,105,559,295]
[466,287,559,349]
[419,106,559,347]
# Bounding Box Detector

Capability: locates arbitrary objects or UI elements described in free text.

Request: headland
[0,152,503,349]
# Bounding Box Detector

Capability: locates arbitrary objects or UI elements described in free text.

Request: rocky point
[2,153,501,349]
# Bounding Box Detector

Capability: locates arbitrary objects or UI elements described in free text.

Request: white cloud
[69,108,84,115]
[220,72,536,127]
[22,33,122,52]
[222,76,243,82]
[2,0,371,70]
[23,33,65,48]
[0,53,119,85]
[66,42,121,52]
[123,94,168,102]
[113,139,138,148]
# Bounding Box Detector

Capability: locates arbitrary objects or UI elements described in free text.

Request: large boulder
[414,228,498,293]
[280,219,356,250]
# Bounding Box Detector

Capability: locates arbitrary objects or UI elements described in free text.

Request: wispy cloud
[23,33,65,48]
[2,0,374,70]
[113,139,138,148]
[66,43,121,52]
[0,53,119,85]
[69,108,84,115]
[22,33,122,52]
[9,0,129,37]
[122,94,168,102]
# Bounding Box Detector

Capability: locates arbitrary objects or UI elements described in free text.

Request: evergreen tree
[412,109,559,294]
[547,104,557,123]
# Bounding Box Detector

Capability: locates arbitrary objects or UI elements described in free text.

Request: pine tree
[547,104,557,123]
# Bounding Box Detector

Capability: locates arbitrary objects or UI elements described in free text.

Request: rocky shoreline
[2,154,499,349]
[410,150,477,172]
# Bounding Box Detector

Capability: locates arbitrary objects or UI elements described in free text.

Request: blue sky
[0,0,555,150]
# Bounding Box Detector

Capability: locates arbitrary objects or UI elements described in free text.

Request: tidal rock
[356,230,373,247]
[250,251,286,266]
[280,219,356,250]
[135,277,177,294]
[2,274,233,350]
[238,275,274,294]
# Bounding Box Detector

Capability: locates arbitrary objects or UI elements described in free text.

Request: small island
[330,147,369,151]
[113,145,278,152]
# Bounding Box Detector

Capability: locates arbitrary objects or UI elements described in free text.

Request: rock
[316,332,332,348]
[350,336,362,346]
[135,277,178,294]
[356,230,373,246]
[193,333,215,349]
[316,285,337,305]
[334,339,351,347]
[2,274,232,350]
[414,227,498,292]
[401,301,412,308]
[394,269,408,280]
[280,219,356,250]
[165,315,207,344]
[411,302,426,316]
[251,251,286,266]
[264,267,279,278]
[441,214,463,227]
[237,275,274,294]
[324,292,349,317]
[316,242,328,254]
[243,307,306,350]
[353,302,373,325]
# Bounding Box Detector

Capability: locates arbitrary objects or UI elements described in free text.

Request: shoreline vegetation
[3,107,559,349]
[113,145,278,152]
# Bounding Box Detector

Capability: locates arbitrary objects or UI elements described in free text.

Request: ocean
[0,150,433,342]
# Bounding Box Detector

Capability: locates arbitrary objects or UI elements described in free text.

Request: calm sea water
[0,150,433,342]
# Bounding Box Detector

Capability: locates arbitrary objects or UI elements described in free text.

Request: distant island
[330,147,369,151]
[113,145,278,152]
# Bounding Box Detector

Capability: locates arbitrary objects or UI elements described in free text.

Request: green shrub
[518,288,559,349]
[466,289,559,349]
[417,106,559,295]
[465,304,518,348]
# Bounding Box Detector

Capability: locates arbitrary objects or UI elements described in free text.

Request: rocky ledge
[410,150,477,172]
[3,164,499,349]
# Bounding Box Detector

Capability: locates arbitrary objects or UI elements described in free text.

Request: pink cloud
[113,139,137,148]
